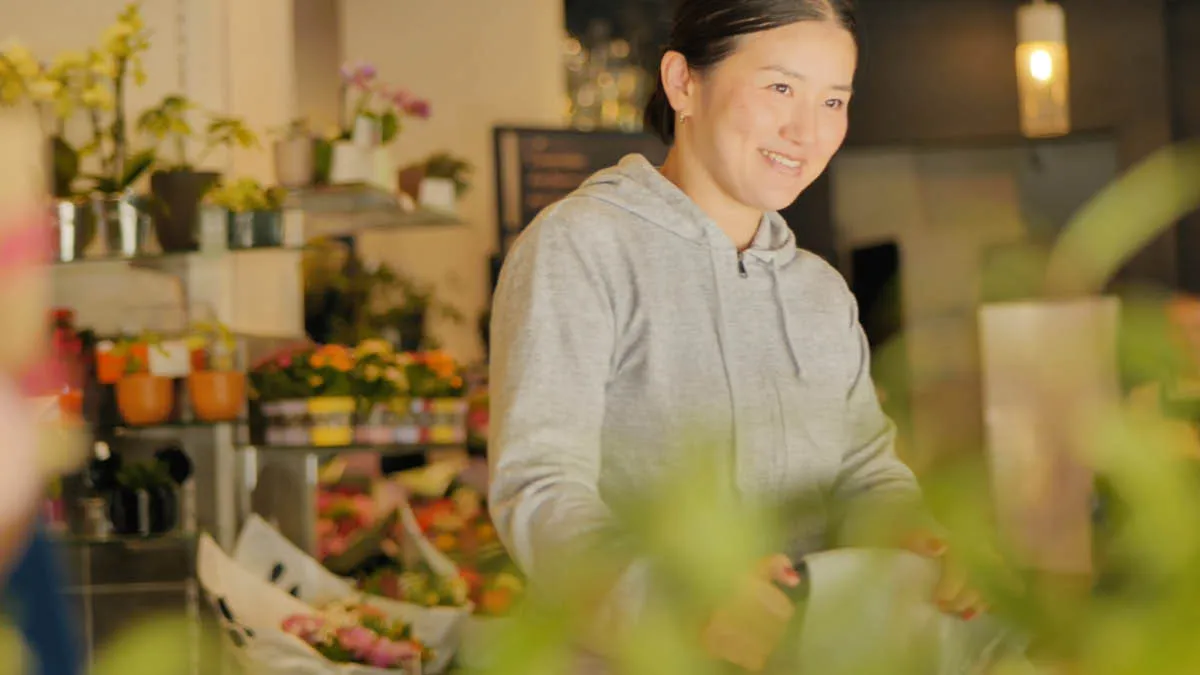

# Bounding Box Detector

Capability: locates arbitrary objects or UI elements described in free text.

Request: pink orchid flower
[404,98,431,119]
[336,625,379,658]
[366,637,420,669]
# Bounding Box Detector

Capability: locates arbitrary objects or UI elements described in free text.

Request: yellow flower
[50,51,88,72]
[364,364,381,382]
[102,23,136,58]
[1,42,41,80]
[354,339,392,359]
[81,84,114,111]
[89,51,117,79]
[384,367,404,384]
[27,78,59,102]
[308,375,324,388]
[0,80,22,105]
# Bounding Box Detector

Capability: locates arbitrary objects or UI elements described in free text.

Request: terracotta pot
[116,374,174,426]
[188,370,245,422]
[398,166,424,199]
[96,351,126,384]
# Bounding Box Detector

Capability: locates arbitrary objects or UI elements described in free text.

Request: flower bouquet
[281,598,428,673]
[359,564,470,610]
[407,483,526,617]
[317,488,378,562]
[231,514,469,674]
[199,533,435,675]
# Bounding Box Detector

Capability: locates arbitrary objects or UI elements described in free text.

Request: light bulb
[1029,49,1053,82]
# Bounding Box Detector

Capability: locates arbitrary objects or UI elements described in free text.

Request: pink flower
[281,614,324,641]
[340,62,377,90]
[322,535,348,559]
[365,637,421,669]
[276,353,292,368]
[403,98,431,119]
[389,88,412,108]
[335,626,378,658]
[316,491,336,514]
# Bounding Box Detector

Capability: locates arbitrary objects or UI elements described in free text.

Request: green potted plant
[399,152,473,207]
[273,117,315,188]
[204,177,287,249]
[108,447,192,536]
[138,94,258,251]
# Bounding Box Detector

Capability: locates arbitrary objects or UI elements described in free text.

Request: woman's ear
[660,50,696,119]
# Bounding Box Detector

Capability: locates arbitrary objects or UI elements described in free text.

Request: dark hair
[643,0,858,145]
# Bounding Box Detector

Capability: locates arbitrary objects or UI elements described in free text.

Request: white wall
[832,139,1119,470]
[341,0,567,362]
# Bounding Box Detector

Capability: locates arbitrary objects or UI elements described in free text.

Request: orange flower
[310,345,353,371]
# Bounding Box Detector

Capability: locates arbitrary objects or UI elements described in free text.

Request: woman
[489,0,982,670]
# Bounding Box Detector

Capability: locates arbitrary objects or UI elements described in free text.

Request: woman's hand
[700,554,800,672]
[904,530,986,620]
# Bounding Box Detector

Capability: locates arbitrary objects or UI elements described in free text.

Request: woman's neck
[660,145,762,251]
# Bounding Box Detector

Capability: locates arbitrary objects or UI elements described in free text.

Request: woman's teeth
[761,149,802,169]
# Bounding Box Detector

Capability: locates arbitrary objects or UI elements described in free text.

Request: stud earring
[678,112,688,124]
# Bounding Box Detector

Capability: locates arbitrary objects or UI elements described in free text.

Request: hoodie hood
[575,154,799,269]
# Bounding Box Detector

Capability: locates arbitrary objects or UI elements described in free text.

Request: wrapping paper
[231,514,470,673]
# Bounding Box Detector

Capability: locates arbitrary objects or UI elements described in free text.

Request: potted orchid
[137,94,259,251]
[24,4,158,259]
[76,4,157,258]
[317,62,431,187]
[273,117,316,188]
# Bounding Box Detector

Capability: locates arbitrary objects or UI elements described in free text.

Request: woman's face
[680,20,857,213]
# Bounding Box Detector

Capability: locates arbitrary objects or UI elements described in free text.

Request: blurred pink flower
[323,535,348,559]
[403,99,431,119]
[340,62,377,89]
[365,637,420,669]
[281,614,324,641]
[336,626,378,658]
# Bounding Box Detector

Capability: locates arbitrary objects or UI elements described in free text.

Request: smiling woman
[647,0,858,248]
[489,0,984,672]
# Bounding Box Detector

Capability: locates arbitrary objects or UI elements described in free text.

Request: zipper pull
[737,254,748,278]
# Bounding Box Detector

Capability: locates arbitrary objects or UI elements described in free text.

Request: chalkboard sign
[493,126,667,256]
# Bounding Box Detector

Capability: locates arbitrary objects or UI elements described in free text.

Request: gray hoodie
[488,154,928,620]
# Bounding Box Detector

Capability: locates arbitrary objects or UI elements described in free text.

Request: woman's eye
[770,83,793,96]
[825,98,846,110]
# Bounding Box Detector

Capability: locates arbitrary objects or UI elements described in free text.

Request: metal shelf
[284,183,461,239]
[237,442,454,459]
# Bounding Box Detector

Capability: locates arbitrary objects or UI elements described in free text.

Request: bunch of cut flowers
[280,597,429,672]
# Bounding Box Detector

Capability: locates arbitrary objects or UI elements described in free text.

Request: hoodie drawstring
[769,260,804,378]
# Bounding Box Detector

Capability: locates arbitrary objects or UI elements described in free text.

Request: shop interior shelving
[57,181,466,549]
